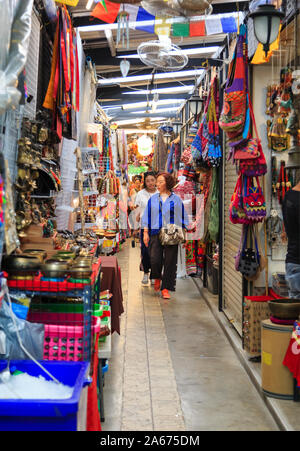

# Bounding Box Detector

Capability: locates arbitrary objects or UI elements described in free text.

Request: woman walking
[134,172,158,285]
[141,172,189,299]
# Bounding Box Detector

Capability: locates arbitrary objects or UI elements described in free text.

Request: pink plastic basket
[42,316,100,362]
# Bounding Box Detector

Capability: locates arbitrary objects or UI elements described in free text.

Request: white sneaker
[142,274,149,285]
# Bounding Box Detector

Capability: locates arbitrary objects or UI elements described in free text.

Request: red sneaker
[161,289,171,299]
[154,279,161,292]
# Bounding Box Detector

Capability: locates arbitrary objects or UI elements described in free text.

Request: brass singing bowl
[53,254,74,264]
[41,259,70,279]
[2,254,40,275]
[268,299,300,320]
[68,266,93,279]
[55,251,76,259]
[72,258,93,268]
[23,249,47,262]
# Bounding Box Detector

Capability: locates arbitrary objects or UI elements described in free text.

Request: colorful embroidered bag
[239,150,267,176]
[243,176,266,222]
[206,79,222,168]
[219,26,247,134]
[229,174,248,224]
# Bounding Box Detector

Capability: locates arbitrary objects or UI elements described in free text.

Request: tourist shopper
[142,173,189,299]
[282,172,300,298]
[134,172,158,285]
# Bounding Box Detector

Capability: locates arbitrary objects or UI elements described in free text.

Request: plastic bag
[0,0,34,115]
[0,297,44,360]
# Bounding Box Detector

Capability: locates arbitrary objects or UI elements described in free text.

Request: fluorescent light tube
[98,69,204,86]
[86,0,94,10]
[116,46,220,59]
[123,86,194,95]
[128,106,180,114]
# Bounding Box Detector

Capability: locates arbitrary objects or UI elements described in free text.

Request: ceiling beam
[97,80,194,98]
[104,29,116,57]
[84,47,224,68]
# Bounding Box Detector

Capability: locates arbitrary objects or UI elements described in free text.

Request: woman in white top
[134,172,158,285]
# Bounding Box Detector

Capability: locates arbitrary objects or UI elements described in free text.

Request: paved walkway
[102,242,279,431]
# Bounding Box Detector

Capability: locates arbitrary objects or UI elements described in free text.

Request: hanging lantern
[172,119,183,135]
[188,93,203,118]
[137,135,153,156]
[249,2,284,57]
[120,59,130,77]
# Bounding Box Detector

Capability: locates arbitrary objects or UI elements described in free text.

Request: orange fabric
[43,18,60,110]
[189,21,206,37]
[91,1,120,24]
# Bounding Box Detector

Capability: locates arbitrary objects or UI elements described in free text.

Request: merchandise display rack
[6,258,102,363]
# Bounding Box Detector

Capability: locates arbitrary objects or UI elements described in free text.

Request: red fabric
[100,256,124,335]
[283,333,300,386]
[91,1,120,24]
[189,21,205,37]
[87,332,101,431]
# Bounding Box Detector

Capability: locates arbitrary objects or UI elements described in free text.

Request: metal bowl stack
[268,298,300,320]
[2,254,41,278]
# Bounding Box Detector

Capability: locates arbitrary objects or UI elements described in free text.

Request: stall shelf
[7,259,102,363]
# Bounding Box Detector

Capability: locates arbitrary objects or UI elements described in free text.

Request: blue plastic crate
[0,360,90,431]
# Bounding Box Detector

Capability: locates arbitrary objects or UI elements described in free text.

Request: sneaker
[150,279,155,286]
[154,279,161,292]
[161,289,171,299]
[142,274,149,285]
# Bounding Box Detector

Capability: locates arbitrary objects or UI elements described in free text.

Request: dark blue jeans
[140,229,151,274]
[286,263,300,299]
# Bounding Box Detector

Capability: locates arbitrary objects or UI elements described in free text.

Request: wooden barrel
[261,319,294,400]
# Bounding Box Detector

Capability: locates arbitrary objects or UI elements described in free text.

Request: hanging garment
[43,6,80,141]
[276,161,291,205]
[207,168,219,242]
[185,240,205,277]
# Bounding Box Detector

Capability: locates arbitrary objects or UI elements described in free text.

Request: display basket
[42,315,100,362]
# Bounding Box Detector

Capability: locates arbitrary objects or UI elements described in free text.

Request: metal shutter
[23,10,40,119]
[222,143,243,336]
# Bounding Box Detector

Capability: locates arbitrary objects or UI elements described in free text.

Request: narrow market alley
[102,243,279,431]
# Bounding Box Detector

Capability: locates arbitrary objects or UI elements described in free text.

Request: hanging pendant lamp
[249,1,284,57]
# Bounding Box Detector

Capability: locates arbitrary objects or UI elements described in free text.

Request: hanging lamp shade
[249,3,284,57]
[137,135,153,156]
[188,94,203,117]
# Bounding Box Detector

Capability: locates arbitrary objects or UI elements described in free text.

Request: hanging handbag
[239,150,267,177]
[234,224,247,271]
[158,200,186,246]
[219,27,247,134]
[243,176,266,223]
[229,174,248,224]
[207,81,222,168]
[237,225,261,279]
[237,98,267,176]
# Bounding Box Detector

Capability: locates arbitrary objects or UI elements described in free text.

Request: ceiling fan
[137,38,189,71]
